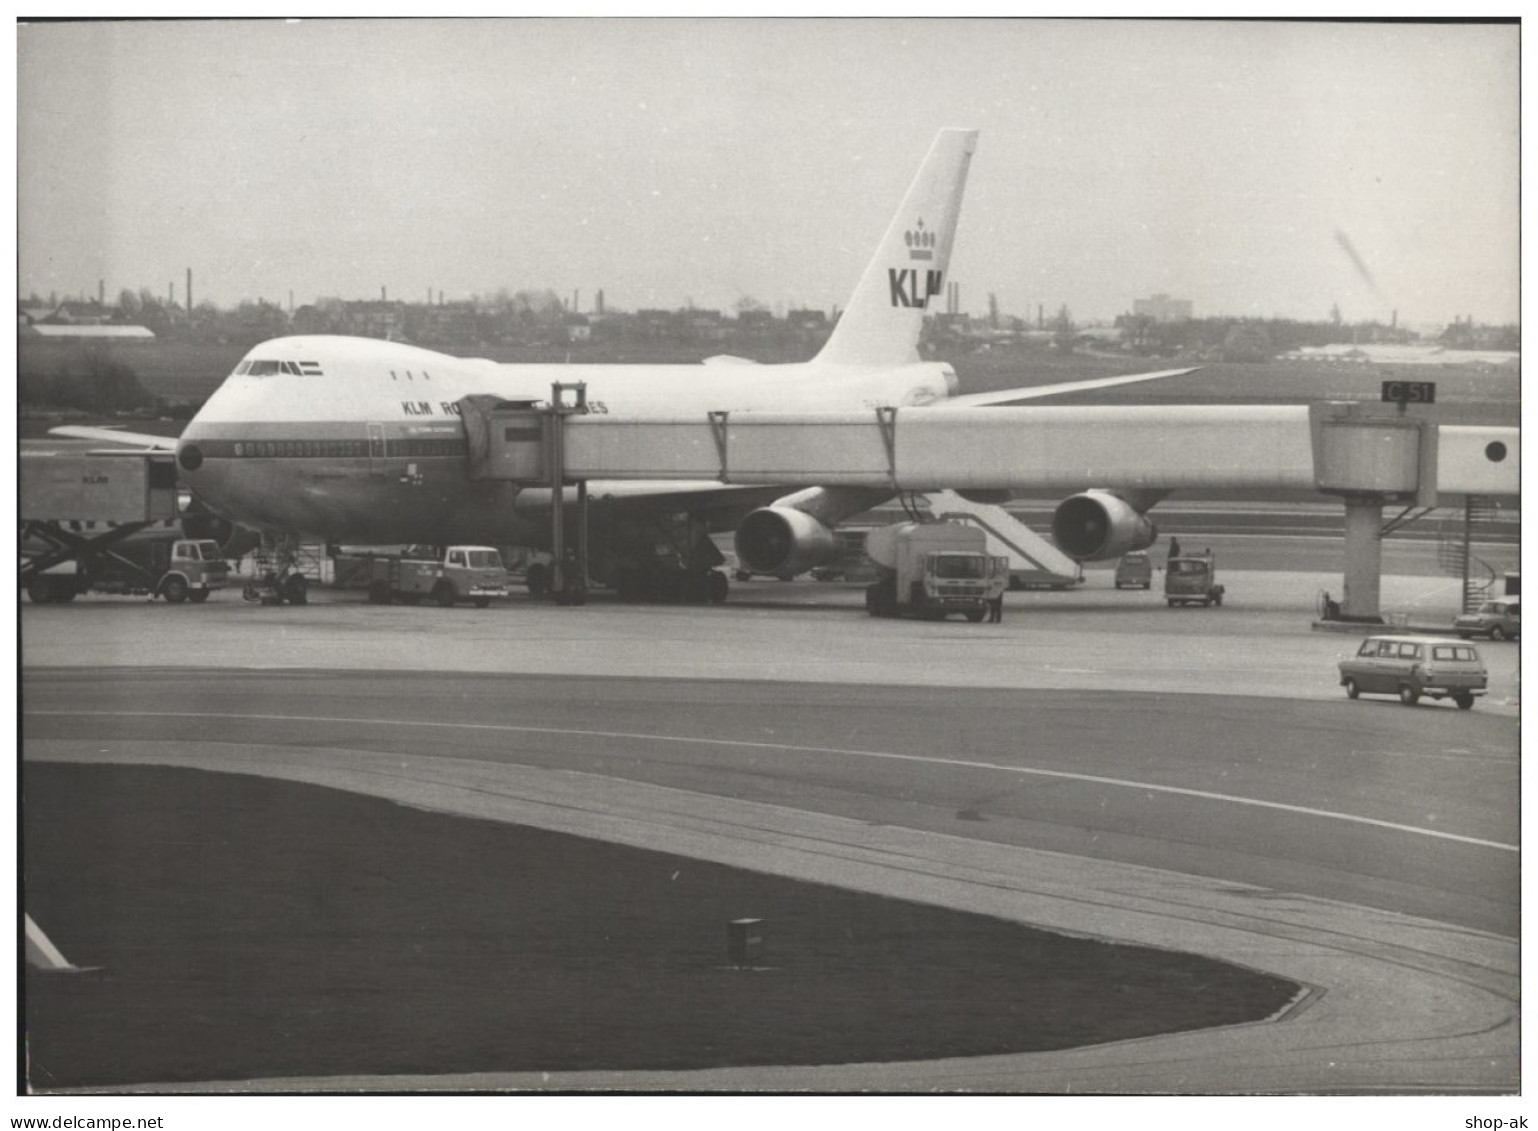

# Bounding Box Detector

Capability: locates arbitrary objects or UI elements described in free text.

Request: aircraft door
[367,423,386,476]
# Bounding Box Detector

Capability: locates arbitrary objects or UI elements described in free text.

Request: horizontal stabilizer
[938,368,1199,408]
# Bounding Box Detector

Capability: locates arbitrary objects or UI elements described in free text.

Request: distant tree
[117,289,142,319]
[1491,324,1520,351]
[524,289,565,318]
[1051,304,1076,352]
[1222,322,1273,363]
[18,347,155,412]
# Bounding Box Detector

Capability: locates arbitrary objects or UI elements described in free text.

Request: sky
[16,18,1521,328]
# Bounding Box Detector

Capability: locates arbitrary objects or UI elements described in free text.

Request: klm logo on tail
[811,131,977,367]
[888,267,944,309]
[889,219,943,308]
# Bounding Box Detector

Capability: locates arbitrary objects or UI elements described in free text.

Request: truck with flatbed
[863,520,1008,622]
[364,545,509,607]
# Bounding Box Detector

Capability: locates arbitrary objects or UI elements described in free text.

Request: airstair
[924,490,1082,589]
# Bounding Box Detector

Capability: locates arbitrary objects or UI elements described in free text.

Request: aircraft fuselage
[177,335,957,544]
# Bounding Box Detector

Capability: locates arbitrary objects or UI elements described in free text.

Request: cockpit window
[243,360,283,376]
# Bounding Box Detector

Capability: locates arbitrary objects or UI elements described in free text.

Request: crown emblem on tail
[905,219,935,261]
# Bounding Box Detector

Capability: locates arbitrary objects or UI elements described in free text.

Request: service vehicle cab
[1455,599,1520,642]
[863,520,996,621]
[1338,634,1487,709]
[1114,551,1153,589]
[367,545,509,608]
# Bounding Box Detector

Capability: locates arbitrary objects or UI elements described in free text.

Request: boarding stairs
[1437,496,1502,612]
[924,490,1083,589]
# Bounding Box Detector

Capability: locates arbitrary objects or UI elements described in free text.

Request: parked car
[1455,599,1520,642]
[1114,551,1153,589]
[1337,635,1487,709]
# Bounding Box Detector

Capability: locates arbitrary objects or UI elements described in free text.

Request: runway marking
[31,709,1519,853]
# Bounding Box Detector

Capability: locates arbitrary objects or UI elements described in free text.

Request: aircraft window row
[228,438,464,458]
[388,370,432,381]
[234,439,369,458]
[234,360,324,376]
[394,439,461,457]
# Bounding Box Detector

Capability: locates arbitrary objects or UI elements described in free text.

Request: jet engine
[734,507,839,577]
[1050,490,1158,561]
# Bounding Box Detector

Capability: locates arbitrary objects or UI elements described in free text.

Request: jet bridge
[465,394,1518,621]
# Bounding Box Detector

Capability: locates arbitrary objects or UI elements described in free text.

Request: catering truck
[25,534,230,604]
[863,521,1008,621]
[21,449,229,603]
[364,545,510,607]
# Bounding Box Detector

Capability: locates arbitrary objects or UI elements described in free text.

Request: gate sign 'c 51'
[1382,380,1436,405]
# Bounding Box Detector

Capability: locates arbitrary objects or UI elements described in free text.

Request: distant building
[337,300,405,339]
[786,309,829,336]
[930,312,973,336]
[38,300,115,326]
[1133,294,1193,323]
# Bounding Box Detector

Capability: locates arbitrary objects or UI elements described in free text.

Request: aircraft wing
[521,480,791,519]
[48,425,179,450]
[936,367,1198,408]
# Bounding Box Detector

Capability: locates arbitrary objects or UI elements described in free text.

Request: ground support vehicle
[1338,635,1487,709]
[1454,599,1520,642]
[241,549,314,606]
[1165,551,1225,607]
[364,545,509,608]
[26,535,229,604]
[1114,552,1153,589]
[19,448,224,604]
[863,521,998,622]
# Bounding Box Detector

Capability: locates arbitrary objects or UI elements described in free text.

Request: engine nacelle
[1051,490,1158,561]
[734,507,839,577]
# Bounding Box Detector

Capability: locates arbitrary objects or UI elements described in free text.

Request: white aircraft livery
[57,130,1190,601]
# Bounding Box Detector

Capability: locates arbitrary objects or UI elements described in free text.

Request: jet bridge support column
[548,382,589,606]
[1310,402,1437,624]
[1340,495,1385,623]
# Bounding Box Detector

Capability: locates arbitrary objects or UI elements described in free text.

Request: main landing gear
[242,536,310,606]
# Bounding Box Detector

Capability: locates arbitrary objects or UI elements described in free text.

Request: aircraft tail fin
[814,129,978,368]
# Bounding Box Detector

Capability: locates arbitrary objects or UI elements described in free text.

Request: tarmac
[21,566,1522,1093]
